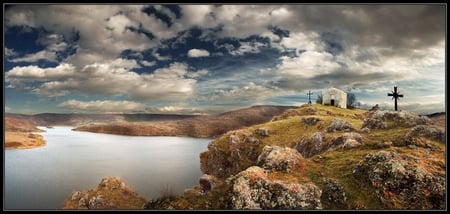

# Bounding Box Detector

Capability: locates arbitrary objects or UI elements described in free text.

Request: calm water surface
[4,126,211,209]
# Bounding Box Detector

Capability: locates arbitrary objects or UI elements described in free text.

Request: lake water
[4,126,211,210]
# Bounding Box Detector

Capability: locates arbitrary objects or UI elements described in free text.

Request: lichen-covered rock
[293,132,327,158]
[302,116,321,126]
[329,132,363,149]
[326,119,355,132]
[201,130,261,179]
[406,125,445,143]
[257,146,305,173]
[362,110,431,129]
[294,132,362,158]
[227,166,322,210]
[321,179,347,209]
[62,177,147,209]
[353,151,445,209]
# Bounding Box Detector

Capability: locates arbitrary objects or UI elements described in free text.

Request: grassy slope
[171,104,445,210]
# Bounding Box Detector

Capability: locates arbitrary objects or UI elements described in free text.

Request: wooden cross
[387,85,403,111]
[307,90,313,104]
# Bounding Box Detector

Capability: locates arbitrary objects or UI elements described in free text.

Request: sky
[3,4,446,115]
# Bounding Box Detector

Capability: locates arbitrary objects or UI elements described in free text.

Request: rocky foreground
[63,104,446,210]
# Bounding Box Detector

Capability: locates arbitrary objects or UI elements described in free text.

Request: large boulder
[406,125,445,143]
[201,130,261,179]
[227,166,322,210]
[353,151,445,209]
[326,119,355,132]
[294,132,327,158]
[321,178,347,209]
[294,132,363,158]
[329,132,363,149]
[62,177,147,209]
[257,146,305,173]
[362,110,431,130]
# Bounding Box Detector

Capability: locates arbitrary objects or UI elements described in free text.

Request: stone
[228,166,322,210]
[257,146,304,173]
[256,128,269,137]
[326,119,355,132]
[199,174,220,193]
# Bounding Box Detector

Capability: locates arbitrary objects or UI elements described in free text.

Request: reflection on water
[4,126,211,209]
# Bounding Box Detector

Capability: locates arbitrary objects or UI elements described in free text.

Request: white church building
[322,87,347,108]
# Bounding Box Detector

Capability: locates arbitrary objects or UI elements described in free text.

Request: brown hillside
[73,105,297,138]
[4,116,46,149]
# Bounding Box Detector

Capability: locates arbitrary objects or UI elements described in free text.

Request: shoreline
[4,131,47,150]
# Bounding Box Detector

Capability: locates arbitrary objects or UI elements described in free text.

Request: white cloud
[37,33,68,52]
[8,61,204,101]
[230,41,268,56]
[279,31,323,52]
[6,5,156,70]
[58,99,145,113]
[141,60,156,67]
[6,63,76,82]
[276,51,340,78]
[10,49,58,63]
[5,47,17,57]
[187,48,210,57]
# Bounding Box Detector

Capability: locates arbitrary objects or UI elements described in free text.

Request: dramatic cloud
[7,63,76,83]
[187,48,210,57]
[58,99,145,113]
[4,4,445,115]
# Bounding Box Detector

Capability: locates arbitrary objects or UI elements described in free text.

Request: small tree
[346,90,357,108]
[316,94,323,104]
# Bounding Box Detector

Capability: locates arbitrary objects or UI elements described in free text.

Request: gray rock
[407,125,445,143]
[228,166,322,210]
[330,132,363,149]
[326,119,355,132]
[256,128,269,137]
[257,146,304,173]
[362,110,432,130]
[293,132,327,158]
[353,151,445,209]
[302,117,321,126]
[321,179,347,208]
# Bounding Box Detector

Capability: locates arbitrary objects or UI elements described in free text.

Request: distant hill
[426,112,445,127]
[5,105,298,138]
[72,105,298,138]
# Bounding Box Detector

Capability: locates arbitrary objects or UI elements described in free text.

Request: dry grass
[4,131,46,149]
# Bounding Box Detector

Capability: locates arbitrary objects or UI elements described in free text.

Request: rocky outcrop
[257,146,305,173]
[321,179,347,209]
[227,166,322,210]
[201,130,261,179]
[302,116,321,126]
[362,110,431,130]
[293,132,363,158]
[329,132,363,149]
[293,132,327,158]
[63,177,147,209]
[353,151,445,209]
[406,125,445,143]
[326,119,355,132]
